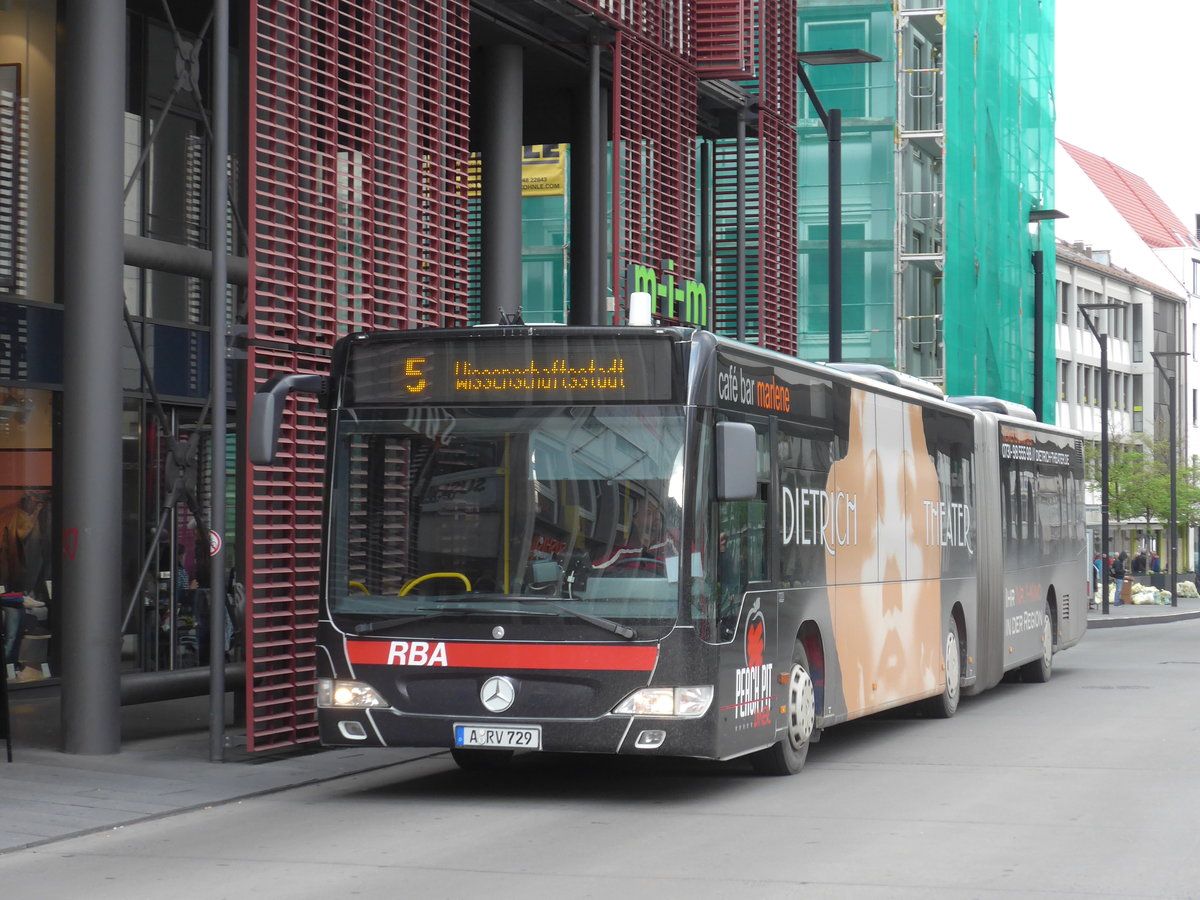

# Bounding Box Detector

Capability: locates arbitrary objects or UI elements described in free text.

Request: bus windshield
[328,405,687,638]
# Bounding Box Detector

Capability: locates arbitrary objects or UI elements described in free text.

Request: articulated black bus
[250,326,1086,775]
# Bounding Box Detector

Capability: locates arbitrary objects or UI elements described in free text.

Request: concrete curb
[1087,608,1200,629]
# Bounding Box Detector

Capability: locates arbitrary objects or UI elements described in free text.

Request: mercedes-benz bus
[250,325,1087,775]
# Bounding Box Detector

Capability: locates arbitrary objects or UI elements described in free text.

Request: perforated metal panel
[709,0,797,355]
[694,0,754,79]
[611,30,699,322]
[244,0,470,751]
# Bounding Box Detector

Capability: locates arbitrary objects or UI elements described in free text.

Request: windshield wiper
[542,600,637,641]
[497,595,637,641]
[354,605,553,635]
[354,595,637,641]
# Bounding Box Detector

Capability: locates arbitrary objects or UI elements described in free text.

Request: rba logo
[386,641,448,666]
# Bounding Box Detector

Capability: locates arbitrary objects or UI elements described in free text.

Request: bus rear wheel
[922,623,962,719]
[751,643,815,776]
[1019,602,1054,683]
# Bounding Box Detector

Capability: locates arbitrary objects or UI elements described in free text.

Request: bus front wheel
[751,643,816,776]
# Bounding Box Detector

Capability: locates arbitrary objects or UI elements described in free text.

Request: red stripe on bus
[345,640,658,671]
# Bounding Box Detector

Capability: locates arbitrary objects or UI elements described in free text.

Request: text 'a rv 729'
[249,325,1086,775]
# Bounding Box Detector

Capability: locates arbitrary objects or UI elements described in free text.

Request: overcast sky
[1055,0,1200,223]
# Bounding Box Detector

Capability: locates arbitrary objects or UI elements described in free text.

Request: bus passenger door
[714,423,779,755]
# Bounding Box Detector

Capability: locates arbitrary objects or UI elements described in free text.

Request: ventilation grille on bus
[828,363,945,400]
[947,395,1038,421]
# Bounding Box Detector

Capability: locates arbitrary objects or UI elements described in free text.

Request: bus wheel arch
[751,636,817,776]
[1019,589,1056,683]
[798,622,825,722]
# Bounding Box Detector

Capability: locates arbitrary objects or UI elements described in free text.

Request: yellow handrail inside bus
[398,572,472,596]
[348,581,368,594]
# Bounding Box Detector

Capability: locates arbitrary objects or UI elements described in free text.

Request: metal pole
[480,45,523,324]
[1099,332,1111,614]
[735,105,747,342]
[61,0,125,755]
[1032,249,1044,420]
[828,108,842,363]
[698,140,714,328]
[569,38,602,326]
[1169,373,1178,605]
[1080,307,1115,614]
[209,0,230,762]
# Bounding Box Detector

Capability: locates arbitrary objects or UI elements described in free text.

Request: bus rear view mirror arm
[249,373,326,465]
[716,421,757,501]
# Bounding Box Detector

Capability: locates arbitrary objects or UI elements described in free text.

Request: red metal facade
[754,0,798,355]
[611,29,699,318]
[706,1,798,354]
[694,0,755,79]
[244,0,471,750]
[241,0,797,748]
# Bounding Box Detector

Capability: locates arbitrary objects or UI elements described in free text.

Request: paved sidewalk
[2,596,1197,856]
[1086,593,1200,628]
[0,687,439,855]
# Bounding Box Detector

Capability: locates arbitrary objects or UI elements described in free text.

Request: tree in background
[1085,436,1161,556]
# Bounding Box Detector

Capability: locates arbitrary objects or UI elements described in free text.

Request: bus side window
[716,428,768,635]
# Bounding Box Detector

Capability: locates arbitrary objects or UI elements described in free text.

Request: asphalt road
[2,621,1198,899]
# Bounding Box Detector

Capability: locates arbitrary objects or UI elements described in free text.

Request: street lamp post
[796,49,881,364]
[1028,209,1068,421]
[1152,350,1188,606]
[1079,302,1123,615]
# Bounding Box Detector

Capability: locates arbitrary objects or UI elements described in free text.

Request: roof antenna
[498,306,525,326]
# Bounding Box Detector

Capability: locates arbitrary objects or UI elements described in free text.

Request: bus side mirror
[249,374,326,466]
[716,422,757,501]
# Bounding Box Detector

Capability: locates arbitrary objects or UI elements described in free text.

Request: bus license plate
[454,724,541,750]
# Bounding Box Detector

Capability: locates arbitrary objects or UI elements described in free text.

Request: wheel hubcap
[945,631,960,703]
[787,663,816,749]
[1042,614,1053,667]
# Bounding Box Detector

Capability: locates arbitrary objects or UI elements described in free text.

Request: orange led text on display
[451,358,628,393]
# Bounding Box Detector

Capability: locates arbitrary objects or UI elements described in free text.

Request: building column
[480,45,523,325]
[60,0,125,753]
[569,39,604,326]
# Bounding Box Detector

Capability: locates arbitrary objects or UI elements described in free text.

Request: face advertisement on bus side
[312,329,726,754]
[706,345,979,755]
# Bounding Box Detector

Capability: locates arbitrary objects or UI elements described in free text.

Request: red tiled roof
[1059,139,1198,250]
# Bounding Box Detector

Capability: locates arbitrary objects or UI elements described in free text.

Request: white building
[1054,140,1197,570]
[1056,140,1200,456]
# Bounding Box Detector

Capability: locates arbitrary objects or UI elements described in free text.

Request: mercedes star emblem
[480,675,516,712]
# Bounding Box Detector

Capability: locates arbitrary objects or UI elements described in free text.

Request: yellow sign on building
[468,144,566,198]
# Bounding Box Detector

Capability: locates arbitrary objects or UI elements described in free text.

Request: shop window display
[0,388,53,682]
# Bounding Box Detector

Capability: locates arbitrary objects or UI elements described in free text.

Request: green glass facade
[942,0,1056,410]
[795,0,1057,418]
[795,5,897,363]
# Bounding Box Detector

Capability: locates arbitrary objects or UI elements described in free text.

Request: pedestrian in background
[1111,551,1128,606]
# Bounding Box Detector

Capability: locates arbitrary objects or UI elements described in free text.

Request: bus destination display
[348,335,676,405]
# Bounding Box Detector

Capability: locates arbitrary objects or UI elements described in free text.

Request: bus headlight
[317,678,389,709]
[613,685,713,718]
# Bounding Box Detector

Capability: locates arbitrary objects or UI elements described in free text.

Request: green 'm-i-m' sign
[626,260,708,327]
